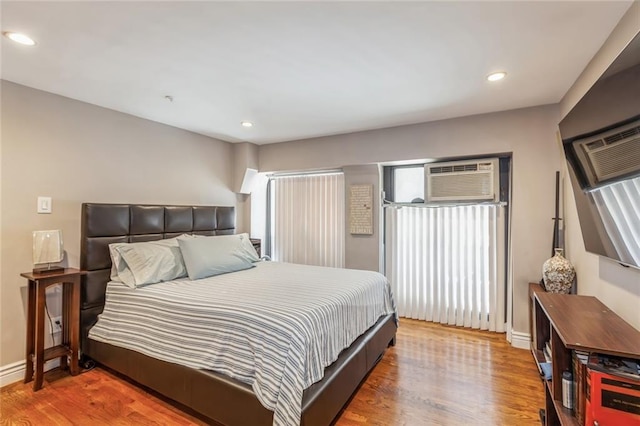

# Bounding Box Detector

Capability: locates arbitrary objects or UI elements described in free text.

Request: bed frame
[80,203,397,426]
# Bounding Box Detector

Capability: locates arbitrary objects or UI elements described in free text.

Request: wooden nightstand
[250,238,261,257]
[20,268,85,391]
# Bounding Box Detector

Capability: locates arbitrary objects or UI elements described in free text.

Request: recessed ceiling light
[241,121,253,128]
[3,31,36,46]
[487,72,507,82]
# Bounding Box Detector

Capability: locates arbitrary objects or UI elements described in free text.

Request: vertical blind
[592,176,640,265]
[270,172,345,267]
[385,204,506,332]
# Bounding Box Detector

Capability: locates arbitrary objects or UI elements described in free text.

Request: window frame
[384,156,511,204]
[383,163,426,204]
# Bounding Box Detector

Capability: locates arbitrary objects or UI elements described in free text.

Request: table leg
[24,281,36,384]
[69,276,80,375]
[33,283,47,391]
[59,283,69,371]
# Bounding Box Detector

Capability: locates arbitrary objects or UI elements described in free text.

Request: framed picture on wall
[349,184,373,235]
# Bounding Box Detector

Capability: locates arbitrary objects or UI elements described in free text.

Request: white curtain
[592,176,640,265]
[270,172,345,267]
[385,204,506,332]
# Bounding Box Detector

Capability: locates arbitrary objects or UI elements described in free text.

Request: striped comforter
[88,261,397,426]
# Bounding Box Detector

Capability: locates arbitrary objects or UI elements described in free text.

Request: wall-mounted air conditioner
[425,158,499,203]
[573,119,640,189]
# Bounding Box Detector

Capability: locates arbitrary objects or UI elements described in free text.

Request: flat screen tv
[559,32,640,269]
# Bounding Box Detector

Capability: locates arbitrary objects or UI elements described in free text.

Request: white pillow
[238,233,260,262]
[178,235,254,280]
[191,233,260,263]
[109,235,192,288]
[109,245,129,283]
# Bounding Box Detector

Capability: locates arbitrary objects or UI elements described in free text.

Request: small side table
[20,268,84,391]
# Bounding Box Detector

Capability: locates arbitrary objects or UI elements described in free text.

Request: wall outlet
[50,316,62,334]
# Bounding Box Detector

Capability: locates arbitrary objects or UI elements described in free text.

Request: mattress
[88,261,397,426]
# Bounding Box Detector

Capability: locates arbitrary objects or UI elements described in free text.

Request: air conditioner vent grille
[586,140,605,150]
[430,164,478,174]
[573,120,640,187]
[603,125,640,145]
[584,126,640,150]
[591,135,640,180]
[425,158,499,202]
[429,174,493,199]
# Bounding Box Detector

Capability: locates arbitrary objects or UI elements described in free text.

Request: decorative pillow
[191,233,260,263]
[109,235,192,288]
[178,235,255,280]
[109,246,129,283]
[237,233,260,262]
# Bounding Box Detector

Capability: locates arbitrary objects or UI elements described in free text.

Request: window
[383,157,510,332]
[394,167,424,202]
[385,204,506,331]
[383,165,425,203]
[268,172,345,267]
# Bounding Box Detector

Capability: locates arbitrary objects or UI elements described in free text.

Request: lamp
[32,230,64,274]
[236,168,258,194]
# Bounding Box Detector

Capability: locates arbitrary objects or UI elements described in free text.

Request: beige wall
[233,142,260,235]
[259,104,563,336]
[0,81,236,367]
[343,164,381,272]
[559,2,640,330]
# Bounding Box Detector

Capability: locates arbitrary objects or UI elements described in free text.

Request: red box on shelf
[585,368,640,426]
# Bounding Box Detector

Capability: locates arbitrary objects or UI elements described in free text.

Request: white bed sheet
[88,261,396,426]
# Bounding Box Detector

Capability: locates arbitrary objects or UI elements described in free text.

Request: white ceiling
[0,1,633,144]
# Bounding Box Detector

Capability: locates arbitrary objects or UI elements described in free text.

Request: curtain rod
[383,201,508,209]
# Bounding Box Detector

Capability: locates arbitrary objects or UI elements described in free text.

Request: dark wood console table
[530,287,640,425]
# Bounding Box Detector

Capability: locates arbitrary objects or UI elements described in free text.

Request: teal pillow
[194,233,259,262]
[109,235,193,288]
[178,236,254,280]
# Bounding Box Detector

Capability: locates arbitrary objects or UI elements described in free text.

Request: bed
[80,203,397,426]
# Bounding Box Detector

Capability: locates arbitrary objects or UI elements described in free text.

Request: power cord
[44,299,56,346]
[81,358,96,371]
[44,293,97,373]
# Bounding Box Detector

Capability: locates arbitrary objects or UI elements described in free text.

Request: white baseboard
[1,358,61,388]
[0,361,25,388]
[511,331,531,350]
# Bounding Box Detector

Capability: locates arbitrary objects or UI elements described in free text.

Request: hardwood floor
[338,320,544,425]
[1,319,544,425]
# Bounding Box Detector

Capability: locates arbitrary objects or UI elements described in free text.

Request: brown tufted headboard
[79,203,235,354]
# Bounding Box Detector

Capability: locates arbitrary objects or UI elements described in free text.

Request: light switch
[37,196,52,214]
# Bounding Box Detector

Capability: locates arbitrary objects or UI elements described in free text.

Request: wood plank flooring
[1,319,544,425]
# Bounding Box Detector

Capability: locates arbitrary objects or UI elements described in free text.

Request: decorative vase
[542,248,576,294]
